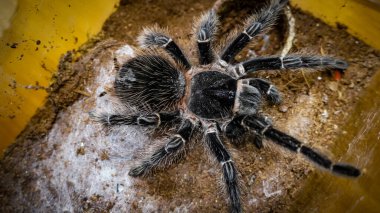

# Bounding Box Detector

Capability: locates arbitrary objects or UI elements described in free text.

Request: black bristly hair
[114,54,186,111]
[138,27,192,69]
[188,71,237,119]
[90,111,180,127]
[248,78,282,105]
[93,0,361,212]
[195,10,218,65]
[206,124,241,213]
[128,118,197,177]
[238,55,349,76]
[221,0,289,63]
[242,115,361,177]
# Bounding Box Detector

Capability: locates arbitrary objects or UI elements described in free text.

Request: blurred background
[0,0,119,152]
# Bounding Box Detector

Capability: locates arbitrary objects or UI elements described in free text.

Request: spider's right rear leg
[138,27,191,69]
[90,111,180,127]
[128,118,198,177]
[243,114,361,177]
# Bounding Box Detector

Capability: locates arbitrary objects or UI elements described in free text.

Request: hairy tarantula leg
[90,111,180,127]
[223,116,263,149]
[195,10,218,65]
[220,0,289,63]
[223,116,246,140]
[234,80,262,115]
[248,78,281,105]
[206,124,242,213]
[243,115,361,177]
[234,55,348,77]
[129,118,197,177]
[138,28,191,69]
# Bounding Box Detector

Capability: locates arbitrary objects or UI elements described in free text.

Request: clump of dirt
[1,0,379,212]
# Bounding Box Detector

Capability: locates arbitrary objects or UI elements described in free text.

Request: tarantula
[94,0,360,212]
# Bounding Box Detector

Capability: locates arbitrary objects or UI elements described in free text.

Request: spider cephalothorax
[94,0,361,212]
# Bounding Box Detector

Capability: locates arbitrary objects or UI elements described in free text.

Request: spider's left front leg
[206,123,242,213]
[128,118,197,177]
[138,27,191,69]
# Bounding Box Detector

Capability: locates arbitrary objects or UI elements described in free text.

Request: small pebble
[279,105,288,113]
[322,94,329,104]
[117,183,124,193]
[320,109,329,123]
[327,81,338,91]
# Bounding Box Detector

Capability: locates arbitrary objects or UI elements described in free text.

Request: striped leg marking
[243,115,361,177]
[220,0,289,63]
[206,124,242,213]
[240,55,348,75]
[195,10,218,65]
[91,111,180,127]
[138,28,191,69]
[129,118,196,177]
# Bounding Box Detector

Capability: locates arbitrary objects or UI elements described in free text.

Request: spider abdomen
[115,55,185,111]
[188,71,236,119]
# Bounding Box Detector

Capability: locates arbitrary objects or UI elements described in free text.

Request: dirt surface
[1,0,379,212]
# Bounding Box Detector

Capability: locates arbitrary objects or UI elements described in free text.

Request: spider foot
[332,163,361,177]
[253,133,264,149]
[224,116,246,139]
[129,163,149,177]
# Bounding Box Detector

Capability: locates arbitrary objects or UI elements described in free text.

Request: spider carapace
[94,0,361,212]
[188,71,237,119]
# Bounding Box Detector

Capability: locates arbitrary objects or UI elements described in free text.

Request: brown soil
[1,0,379,212]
